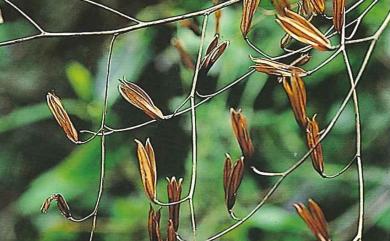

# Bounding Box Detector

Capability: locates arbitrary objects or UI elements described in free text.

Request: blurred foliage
[0,0,389,241]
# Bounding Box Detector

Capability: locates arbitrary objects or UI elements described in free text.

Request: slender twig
[80,0,142,23]
[4,0,45,33]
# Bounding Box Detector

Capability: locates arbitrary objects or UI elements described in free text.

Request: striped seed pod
[148,205,162,241]
[40,193,72,219]
[166,219,177,241]
[230,108,254,159]
[200,34,229,75]
[251,56,307,77]
[276,8,332,51]
[332,0,345,33]
[46,92,79,143]
[135,138,157,201]
[223,154,245,213]
[119,80,164,120]
[166,177,183,231]
[306,115,325,174]
[294,199,331,241]
[240,0,261,38]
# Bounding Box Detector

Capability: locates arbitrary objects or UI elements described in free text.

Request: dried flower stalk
[212,0,222,34]
[119,80,164,120]
[276,8,332,51]
[240,0,261,37]
[294,199,331,241]
[306,115,324,174]
[179,18,201,36]
[135,138,157,201]
[282,71,308,128]
[223,154,245,212]
[46,92,79,143]
[40,193,72,218]
[230,108,254,158]
[166,177,183,231]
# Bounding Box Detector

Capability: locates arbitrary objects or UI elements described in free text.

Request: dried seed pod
[240,0,261,38]
[223,154,245,212]
[148,205,162,241]
[333,0,345,33]
[171,38,195,70]
[166,177,183,231]
[305,115,324,174]
[282,71,307,128]
[230,108,254,159]
[40,194,72,219]
[302,0,325,16]
[276,8,332,51]
[200,34,229,74]
[294,199,330,241]
[251,56,306,77]
[135,138,157,201]
[167,219,177,241]
[179,18,201,36]
[119,80,164,120]
[46,92,79,143]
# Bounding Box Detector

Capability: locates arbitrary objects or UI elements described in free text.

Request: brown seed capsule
[171,38,195,70]
[167,219,177,241]
[148,205,162,241]
[333,0,345,33]
[166,177,183,231]
[46,92,79,143]
[305,115,324,174]
[179,18,201,36]
[282,71,308,128]
[119,80,164,120]
[294,199,330,241]
[240,0,261,38]
[40,194,72,219]
[251,56,306,77]
[135,138,157,201]
[230,108,254,159]
[291,54,311,66]
[276,9,332,51]
[280,33,292,49]
[223,154,245,212]
[200,34,229,74]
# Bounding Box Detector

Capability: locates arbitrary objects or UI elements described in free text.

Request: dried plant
[1,0,388,240]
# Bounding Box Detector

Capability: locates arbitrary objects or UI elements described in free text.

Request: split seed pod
[200,34,229,75]
[119,80,164,120]
[282,71,307,128]
[46,92,79,143]
[166,177,183,231]
[332,0,345,33]
[171,38,195,70]
[40,194,72,219]
[223,154,245,212]
[230,108,254,159]
[251,56,306,77]
[276,9,332,51]
[167,219,177,241]
[148,205,162,241]
[240,0,261,38]
[294,199,331,241]
[135,138,157,201]
[306,115,324,174]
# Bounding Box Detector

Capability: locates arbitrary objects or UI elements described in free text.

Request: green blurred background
[0,0,389,241]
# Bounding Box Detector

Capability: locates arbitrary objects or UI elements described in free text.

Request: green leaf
[66,61,93,101]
